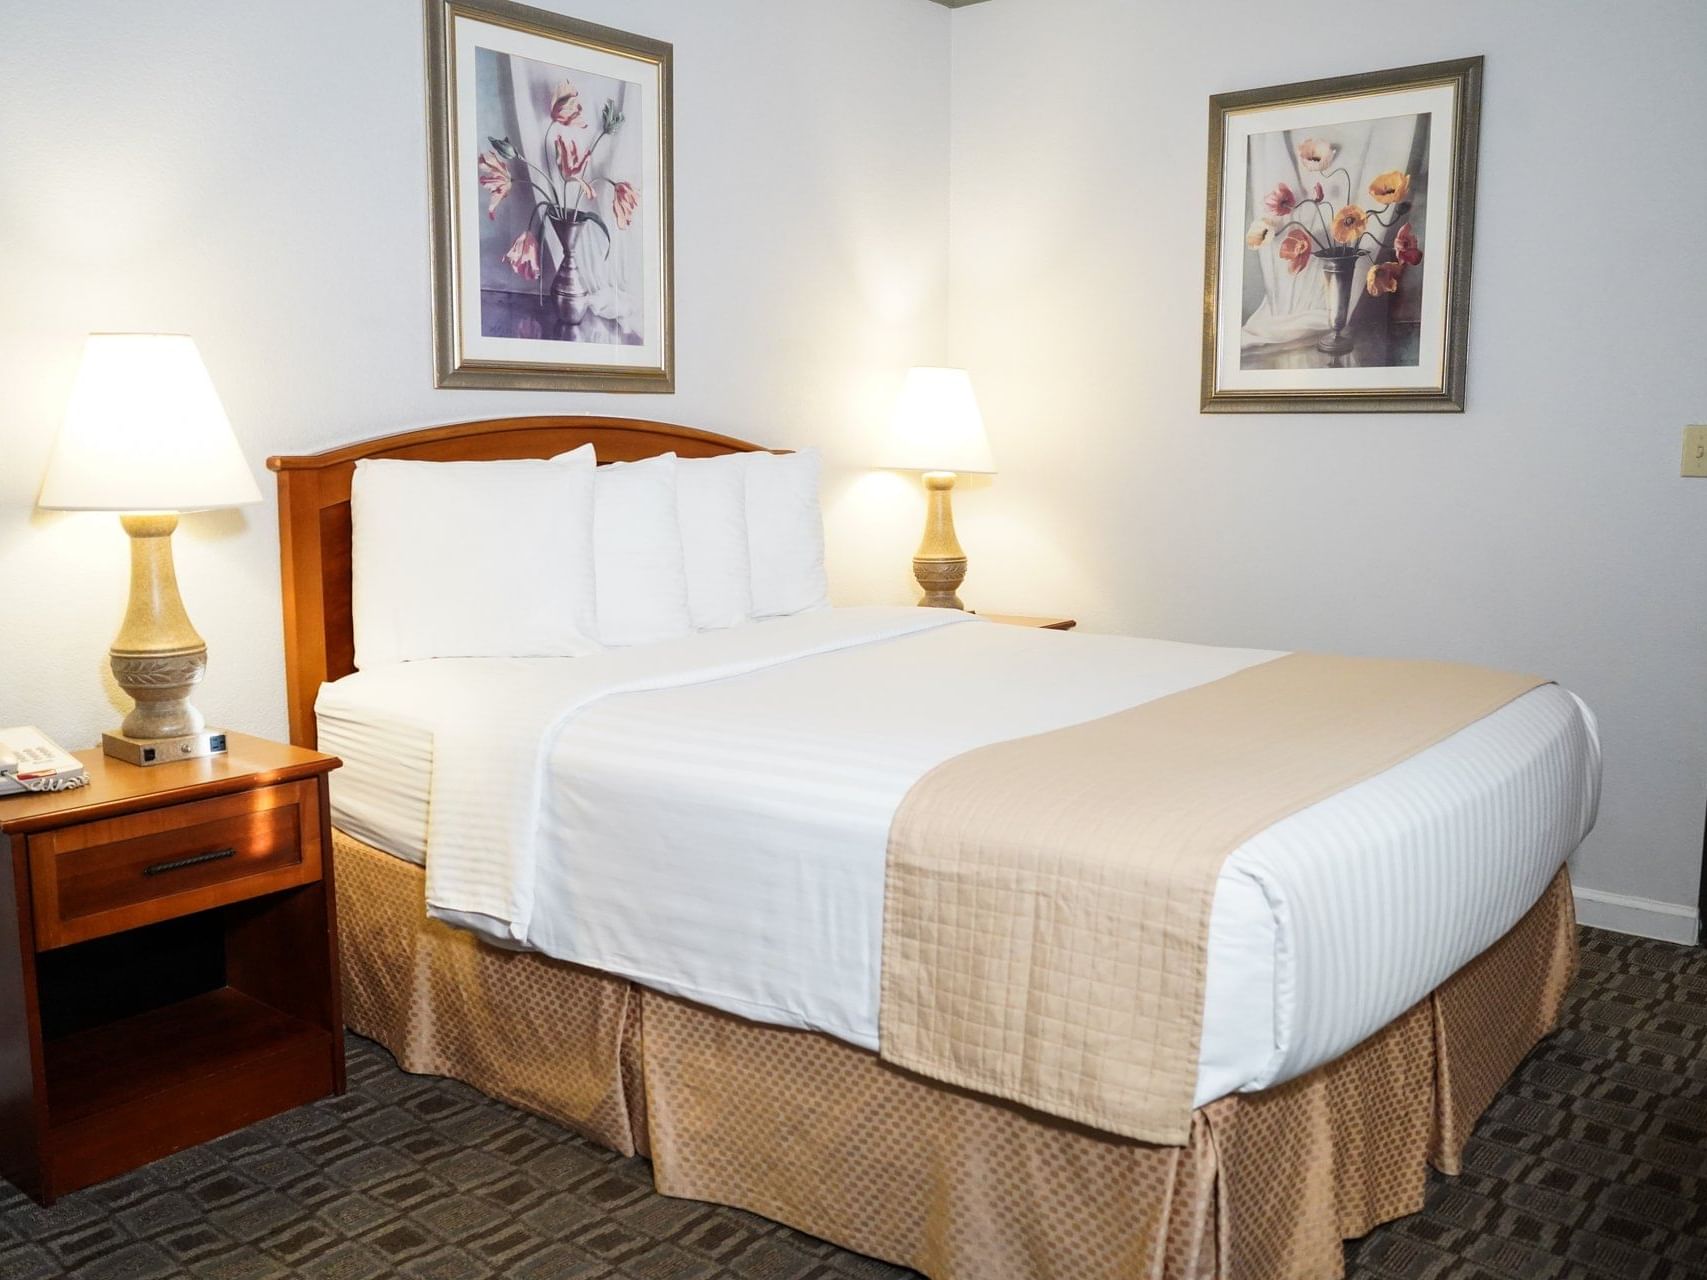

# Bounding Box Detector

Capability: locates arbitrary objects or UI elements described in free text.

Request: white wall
[0,0,947,747]
[946,0,1707,928]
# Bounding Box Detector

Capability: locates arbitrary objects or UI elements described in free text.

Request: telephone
[0,727,89,795]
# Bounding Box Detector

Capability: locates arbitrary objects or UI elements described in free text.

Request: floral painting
[1240,114,1429,370]
[475,52,643,347]
[1202,59,1481,412]
[426,0,673,392]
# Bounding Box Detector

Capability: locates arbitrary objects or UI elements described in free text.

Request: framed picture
[1201,57,1481,413]
[425,0,673,392]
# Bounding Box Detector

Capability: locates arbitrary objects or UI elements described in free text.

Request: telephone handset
[0,727,89,795]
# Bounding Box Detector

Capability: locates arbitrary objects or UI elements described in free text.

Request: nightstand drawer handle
[143,848,237,877]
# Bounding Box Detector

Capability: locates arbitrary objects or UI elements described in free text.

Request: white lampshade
[885,367,996,475]
[38,334,262,513]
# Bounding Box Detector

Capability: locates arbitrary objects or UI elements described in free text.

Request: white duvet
[317,607,1600,1107]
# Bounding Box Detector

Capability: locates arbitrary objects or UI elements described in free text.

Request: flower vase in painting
[1240,125,1426,370]
[475,53,644,347]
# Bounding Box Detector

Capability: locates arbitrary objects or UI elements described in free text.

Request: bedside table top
[0,732,339,835]
[977,613,1077,631]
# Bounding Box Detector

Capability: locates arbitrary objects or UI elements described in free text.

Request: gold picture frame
[1202,56,1481,413]
[424,0,674,392]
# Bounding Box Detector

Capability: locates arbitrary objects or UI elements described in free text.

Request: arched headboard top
[267,414,773,747]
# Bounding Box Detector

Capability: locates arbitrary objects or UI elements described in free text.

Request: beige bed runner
[879,650,1547,1144]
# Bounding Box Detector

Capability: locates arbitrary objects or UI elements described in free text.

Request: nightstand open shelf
[31,891,340,1196]
[46,987,330,1128]
[0,734,342,1204]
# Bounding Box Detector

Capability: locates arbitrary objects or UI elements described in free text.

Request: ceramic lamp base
[106,512,217,765]
[912,471,971,610]
[109,644,207,740]
[101,728,230,768]
[913,556,968,609]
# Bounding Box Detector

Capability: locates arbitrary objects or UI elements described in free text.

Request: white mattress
[318,609,1600,1108]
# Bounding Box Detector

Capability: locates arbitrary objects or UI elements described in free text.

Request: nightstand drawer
[28,781,322,949]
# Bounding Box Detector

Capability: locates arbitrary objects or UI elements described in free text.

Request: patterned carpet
[1,927,1701,1280]
[1345,927,1707,1280]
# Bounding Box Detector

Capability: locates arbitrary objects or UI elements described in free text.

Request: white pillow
[589,453,694,646]
[745,447,829,617]
[675,453,754,629]
[350,449,599,668]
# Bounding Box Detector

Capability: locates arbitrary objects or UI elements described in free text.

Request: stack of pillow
[349,446,828,669]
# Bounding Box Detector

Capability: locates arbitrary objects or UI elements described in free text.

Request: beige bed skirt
[334,830,1577,1280]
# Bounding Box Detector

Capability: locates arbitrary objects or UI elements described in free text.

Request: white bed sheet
[318,609,1600,1107]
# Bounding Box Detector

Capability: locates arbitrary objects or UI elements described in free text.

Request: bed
[269,415,1599,1280]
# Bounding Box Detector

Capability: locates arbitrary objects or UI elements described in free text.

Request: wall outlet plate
[1682,425,1707,478]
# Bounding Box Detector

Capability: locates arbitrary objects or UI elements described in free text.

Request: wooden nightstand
[977,613,1077,631]
[0,733,343,1204]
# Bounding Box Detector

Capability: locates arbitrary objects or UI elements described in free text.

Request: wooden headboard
[267,415,770,749]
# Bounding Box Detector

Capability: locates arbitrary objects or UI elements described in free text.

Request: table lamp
[886,367,996,608]
[37,334,261,765]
